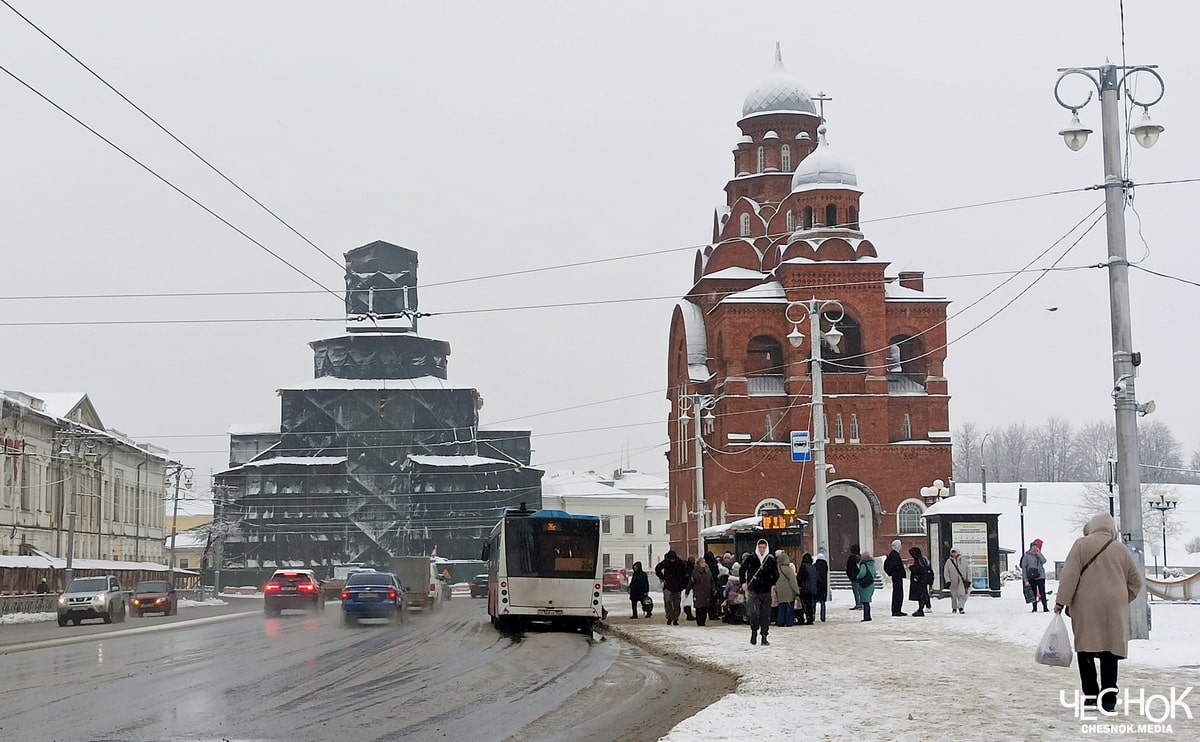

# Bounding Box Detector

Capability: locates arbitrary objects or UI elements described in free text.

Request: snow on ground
[604,584,1200,741]
[177,598,227,608]
[0,612,57,625]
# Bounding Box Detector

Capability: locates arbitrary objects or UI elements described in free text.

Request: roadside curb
[600,620,742,689]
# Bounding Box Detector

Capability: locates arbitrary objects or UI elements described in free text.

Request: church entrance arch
[825,481,879,573]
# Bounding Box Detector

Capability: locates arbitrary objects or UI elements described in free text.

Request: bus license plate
[537,608,563,615]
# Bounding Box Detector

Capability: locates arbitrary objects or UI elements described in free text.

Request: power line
[0,0,344,273]
[0,60,342,302]
[1130,264,1200,289]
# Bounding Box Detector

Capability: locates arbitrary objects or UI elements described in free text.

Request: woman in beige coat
[1054,512,1143,712]
[942,547,970,614]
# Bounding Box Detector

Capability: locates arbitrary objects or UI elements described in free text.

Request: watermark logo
[1062,687,1193,734]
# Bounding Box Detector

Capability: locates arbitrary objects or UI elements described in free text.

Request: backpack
[921,557,934,586]
[857,569,874,588]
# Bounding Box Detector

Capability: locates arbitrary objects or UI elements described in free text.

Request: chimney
[898,271,924,292]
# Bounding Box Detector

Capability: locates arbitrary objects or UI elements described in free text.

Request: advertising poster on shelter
[952,522,989,588]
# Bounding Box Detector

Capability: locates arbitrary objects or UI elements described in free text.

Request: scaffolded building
[215,241,540,568]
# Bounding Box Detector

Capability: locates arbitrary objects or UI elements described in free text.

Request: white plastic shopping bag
[681,591,694,610]
[1035,613,1074,667]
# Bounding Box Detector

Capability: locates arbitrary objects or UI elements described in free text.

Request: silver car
[57,575,128,626]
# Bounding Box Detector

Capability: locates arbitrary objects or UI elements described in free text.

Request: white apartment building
[541,469,669,570]
[1,390,170,562]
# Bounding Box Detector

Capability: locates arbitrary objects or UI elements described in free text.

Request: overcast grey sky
[2,1,1198,511]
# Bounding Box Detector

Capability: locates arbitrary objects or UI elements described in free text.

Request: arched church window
[850,413,860,443]
[848,205,859,229]
[757,146,766,173]
[897,501,925,535]
[888,335,928,384]
[740,213,752,237]
[903,413,912,440]
[834,413,844,443]
[746,335,784,376]
[786,210,795,232]
[803,206,813,229]
[822,311,865,373]
[826,204,838,228]
[781,144,791,171]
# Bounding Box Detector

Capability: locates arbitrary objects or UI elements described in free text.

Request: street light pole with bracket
[677,393,716,558]
[1054,61,1165,640]
[786,298,844,559]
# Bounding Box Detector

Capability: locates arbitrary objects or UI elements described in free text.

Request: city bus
[482,504,603,633]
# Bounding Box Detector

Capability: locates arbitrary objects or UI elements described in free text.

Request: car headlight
[95,593,106,602]
[57,596,66,606]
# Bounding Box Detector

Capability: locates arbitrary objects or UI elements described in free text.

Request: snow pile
[178,598,227,608]
[0,612,56,625]
[605,584,1200,740]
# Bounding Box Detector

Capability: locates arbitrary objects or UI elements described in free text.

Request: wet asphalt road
[0,598,732,741]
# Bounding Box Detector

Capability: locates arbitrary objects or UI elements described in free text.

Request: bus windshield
[505,517,598,579]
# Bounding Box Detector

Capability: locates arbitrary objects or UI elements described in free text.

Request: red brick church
[666,46,953,568]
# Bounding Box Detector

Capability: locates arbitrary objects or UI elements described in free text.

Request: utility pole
[980,433,990,503]
[678,393,715,558]
[64,444,78,587]
[165,463,192,584]
[1055,62,1165,640]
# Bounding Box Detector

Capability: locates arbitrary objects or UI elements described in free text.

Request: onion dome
[791,126,858,190]
[741,44,817,118]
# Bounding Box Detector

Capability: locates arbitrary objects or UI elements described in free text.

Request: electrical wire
[0,61,341,302]
[0,0,343,272]
[1129,264,1200,289]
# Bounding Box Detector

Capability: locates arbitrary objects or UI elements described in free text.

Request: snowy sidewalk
[604,584,1200,741]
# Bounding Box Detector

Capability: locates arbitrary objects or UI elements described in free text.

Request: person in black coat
[740,539,779,646]
[703,551,721,620]
[907,546,932,616]
[628,562,650,619]
[846,544,862,610]
[814,552,830,622]
[884,540,907,616]
[797,553,819,625]
[654,550,690,625]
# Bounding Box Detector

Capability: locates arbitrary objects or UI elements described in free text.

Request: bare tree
[997,423,1029,481]
[1139,420,1183,483]
[1070,482,1187,546]
[1186,536,1200,554]
[1071,421,1115,482]
[953,422,979,482]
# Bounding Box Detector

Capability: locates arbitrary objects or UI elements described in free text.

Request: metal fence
[0,593,58,616]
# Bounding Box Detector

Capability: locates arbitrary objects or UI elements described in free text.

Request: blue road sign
[791,430,811,463]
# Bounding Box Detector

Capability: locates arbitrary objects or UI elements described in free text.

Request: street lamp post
[979,433,991,503]
[677,393,716,558]
[1145,492,1179,575]
[1054,62,1165,640]
[786,298,844,559]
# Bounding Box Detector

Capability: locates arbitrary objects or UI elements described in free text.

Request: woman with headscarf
[1054,513,1142,713]
[773,551,799,627]
[687,557,713,626]
[856,551,877,622]
[942,547,970,614]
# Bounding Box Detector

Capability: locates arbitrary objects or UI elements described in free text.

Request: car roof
[271,569,317,578]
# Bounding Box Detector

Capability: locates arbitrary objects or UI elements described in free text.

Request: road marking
[0,611,258,655]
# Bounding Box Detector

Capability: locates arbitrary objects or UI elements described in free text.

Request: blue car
[340,571,407,626]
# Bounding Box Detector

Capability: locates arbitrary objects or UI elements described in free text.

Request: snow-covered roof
[884,282,948,302]
[675,300,711,382]
[219,456,346,475]
[701,514,808,538]
[0,551,197,575]
[407,454,517,469]
[922,495,1003,517]
[701,266,766,281]
[166,530,209,550]
[279,376,476,392]
[719,280,786,305]
[228,423,279,436]
[25,392,88,420]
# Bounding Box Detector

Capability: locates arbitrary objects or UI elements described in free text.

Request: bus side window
[480,544,490,561]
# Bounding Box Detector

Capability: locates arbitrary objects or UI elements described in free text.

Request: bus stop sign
[790,431,811,463]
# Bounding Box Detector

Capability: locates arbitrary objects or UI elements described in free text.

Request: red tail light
[297,582,316,593]
[264,583,281,593]
[388,588,397,601]
[340,590,350,601]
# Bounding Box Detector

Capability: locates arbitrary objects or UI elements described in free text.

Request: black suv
[264,569,324,616]
[469,574,488,598]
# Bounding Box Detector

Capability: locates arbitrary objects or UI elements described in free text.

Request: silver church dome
[791,127,858,190]
[741,45,817,118]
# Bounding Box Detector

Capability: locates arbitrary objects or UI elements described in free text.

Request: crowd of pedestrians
[640,537,984,633]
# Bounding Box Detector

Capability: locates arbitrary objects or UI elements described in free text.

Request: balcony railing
[747,375,786,397]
